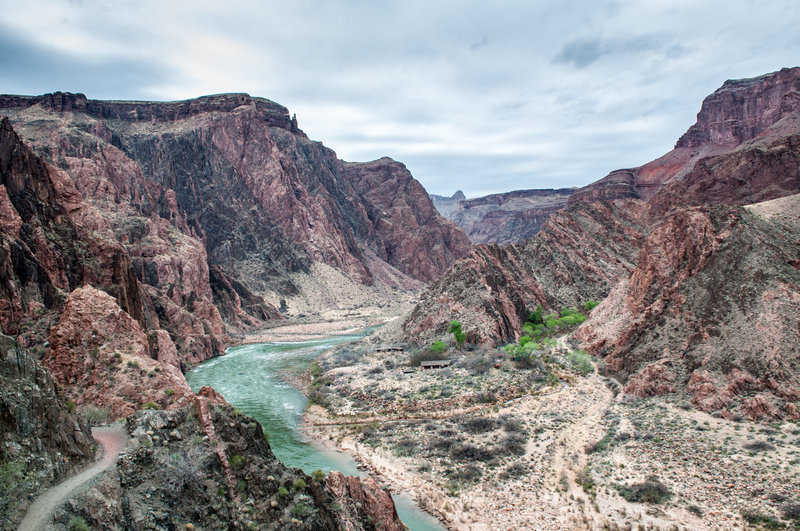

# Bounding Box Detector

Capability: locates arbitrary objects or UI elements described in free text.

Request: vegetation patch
[614,477,672,504]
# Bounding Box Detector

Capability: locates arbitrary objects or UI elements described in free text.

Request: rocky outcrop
[406,66,800,396]
[1,92,468,330]
[432,188,575,244]
[345,158,472,281]
[58,402,403,530]
[570,67,800,205]
[44,286,193,418]
[404,200,648,344]
[326,472,404,531]
[576,205,800,419]
[0,334,93,528]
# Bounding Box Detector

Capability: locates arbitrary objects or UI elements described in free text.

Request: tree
[529,305,544,325]
[448,320,466,348]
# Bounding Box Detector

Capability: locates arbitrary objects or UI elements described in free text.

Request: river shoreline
[226,315,399,346]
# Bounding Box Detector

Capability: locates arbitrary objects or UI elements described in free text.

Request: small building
[420,360,451,370]
[375,345,405,353]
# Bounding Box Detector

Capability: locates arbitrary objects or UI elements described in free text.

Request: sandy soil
[302,338,800,530]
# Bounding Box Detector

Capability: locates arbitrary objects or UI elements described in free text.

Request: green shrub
[293,478,307,490]
[292,502,310,516]
[584,300,599,312]
[277,486,289,497]
[528,306,543,325]
[448,320,466,348]
[142,401,160,410]
[229,455,245,469]
[568,349,593,376]
[741,510,784,528]
[430,340,448,354]
[80,405,110,425]
[311,469,326,481]
[67,516,90,531]
[66,399,77,413]
[126,360,139,369]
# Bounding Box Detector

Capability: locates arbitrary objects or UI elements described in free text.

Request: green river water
[185,337,445,530]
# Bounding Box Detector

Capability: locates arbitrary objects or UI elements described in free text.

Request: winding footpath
[18,424,128,531]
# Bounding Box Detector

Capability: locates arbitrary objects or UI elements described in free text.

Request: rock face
[1,92,468,292]
[44,286,193,418]
[0,334,93,528]
[576,204,800,420]
[405,200,648,344]
[406,68,800,416]
[59,400,403,530]
[570,67,800,205]
[345,158,471,281]
[432,188,575,244]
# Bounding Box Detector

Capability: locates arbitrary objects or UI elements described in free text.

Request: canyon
[405,67,800,420]
[2,67,800,530]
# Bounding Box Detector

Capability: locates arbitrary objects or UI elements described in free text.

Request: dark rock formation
[59,399,403,530]
[432,188,575,244]
[576,204,800,420]
[0,334,93,528]
[345,158,471,281]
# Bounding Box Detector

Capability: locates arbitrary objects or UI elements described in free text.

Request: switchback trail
[18,424,128,531]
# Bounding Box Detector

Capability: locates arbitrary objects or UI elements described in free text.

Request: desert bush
[456,352,492,375]
[460,416,498,434]
[448,464,482,483]
[502,416,525,433]
[293,478,307,490]
[567,349,593,376]
[80,405,110,425]
[741,510,784,528]
[451,443,493,462]
[67,517,90,531]
[687,504,704,516]
[311,469,326,481]
[499,462,528,480]
[142,401,160,410]
[0,461,24,518]
[743,440,776,452]
[277,486,289,497]
[576,466,596,497]
[329,348,364,368]
[781,501,800,521]
[615,476,672,504]
[292,502,310,516]
[499,433,528,456]
[156,447,207,497]
[229,454,245,469]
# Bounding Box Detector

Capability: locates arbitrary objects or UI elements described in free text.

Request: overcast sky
[2,1,799,197]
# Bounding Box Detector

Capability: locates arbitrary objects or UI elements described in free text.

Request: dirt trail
[18,424,128,531]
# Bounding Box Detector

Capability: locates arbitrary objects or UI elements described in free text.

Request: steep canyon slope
[0,93,470,362]
[406,68,800,418]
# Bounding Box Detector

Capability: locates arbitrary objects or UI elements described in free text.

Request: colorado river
[186,337,445,530]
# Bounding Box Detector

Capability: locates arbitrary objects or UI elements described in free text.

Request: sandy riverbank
[232,315,400,344]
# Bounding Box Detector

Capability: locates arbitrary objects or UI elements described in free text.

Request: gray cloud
[1,1,799,198]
